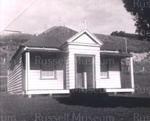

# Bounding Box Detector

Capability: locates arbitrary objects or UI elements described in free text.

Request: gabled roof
[22,26,131,51]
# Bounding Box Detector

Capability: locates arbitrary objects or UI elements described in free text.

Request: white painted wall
[99,58,121,88]
[27,52,65,90]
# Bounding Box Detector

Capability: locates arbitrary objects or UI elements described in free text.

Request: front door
[75,55,95,89]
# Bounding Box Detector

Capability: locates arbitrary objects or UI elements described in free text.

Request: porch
[23,47,135,95]
[73,51,135,93]
[100,51,134,94]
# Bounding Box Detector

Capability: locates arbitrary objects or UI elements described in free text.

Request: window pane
[41,64,55,78]
[101,63,108,78]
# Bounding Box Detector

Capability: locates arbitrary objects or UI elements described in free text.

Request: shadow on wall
[55,94,150,108]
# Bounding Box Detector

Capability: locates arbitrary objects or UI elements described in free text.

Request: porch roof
[100,52,132,58]
[24,47,66,53]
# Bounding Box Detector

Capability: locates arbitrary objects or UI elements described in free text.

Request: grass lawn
[0,74,150,121]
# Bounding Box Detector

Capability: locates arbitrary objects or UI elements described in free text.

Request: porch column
[25,52,30,93]
[130,56,135,89]
[68,52,75,89]
[95,53,101,88]
[83,72,87,88]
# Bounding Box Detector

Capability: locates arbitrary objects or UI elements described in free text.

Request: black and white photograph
[0,0,150,121]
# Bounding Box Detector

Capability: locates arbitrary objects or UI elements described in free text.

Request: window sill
[40,78,57,80]
[101,77,109,79]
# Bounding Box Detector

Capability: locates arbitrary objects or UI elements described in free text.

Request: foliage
[122,0,150,41]
[111,31,138,39]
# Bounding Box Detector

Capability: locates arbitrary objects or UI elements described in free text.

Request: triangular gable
[72,33,98,44]
[67,29,103,45]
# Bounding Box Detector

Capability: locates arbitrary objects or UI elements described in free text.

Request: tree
[122,0,150,41]
[111,31,138,39]
[111,31,125,37]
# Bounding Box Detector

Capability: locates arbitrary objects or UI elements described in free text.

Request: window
[40,53,56,79]
[41,64,55,79]
[101,63,109,79]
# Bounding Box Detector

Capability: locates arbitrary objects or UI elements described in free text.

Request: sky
[0,0,136,35]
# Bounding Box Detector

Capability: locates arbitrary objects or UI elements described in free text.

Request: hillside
[0,33,35,75]
[95,34,150,53]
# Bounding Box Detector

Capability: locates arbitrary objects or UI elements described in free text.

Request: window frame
[40,53,57,80]
[100,62,109,79]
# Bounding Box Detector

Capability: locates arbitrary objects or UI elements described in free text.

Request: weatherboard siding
[66,44,101,89]
[8,54,23,94]
[66,53,69,89]
[100,58,121,88]
[27,53,65,90]
[28,70,64,90]
[22,54,25,93]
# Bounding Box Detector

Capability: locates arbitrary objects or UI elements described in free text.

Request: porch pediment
[67,30,103,46]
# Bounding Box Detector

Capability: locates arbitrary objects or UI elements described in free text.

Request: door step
[70,88,108,97]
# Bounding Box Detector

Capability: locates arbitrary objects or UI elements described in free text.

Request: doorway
[75,55,95,89]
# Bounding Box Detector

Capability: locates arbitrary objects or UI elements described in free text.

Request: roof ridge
[42,26,58,34]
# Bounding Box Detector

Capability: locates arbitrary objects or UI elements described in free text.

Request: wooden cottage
[8,26,135,96]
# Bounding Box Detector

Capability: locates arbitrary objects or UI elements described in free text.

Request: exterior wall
[26,52,66,91]
[66,53,69,89]
[22,53,25,93]
[8,54,23,94]
[64,44,101,89]
[99,57,121,88]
